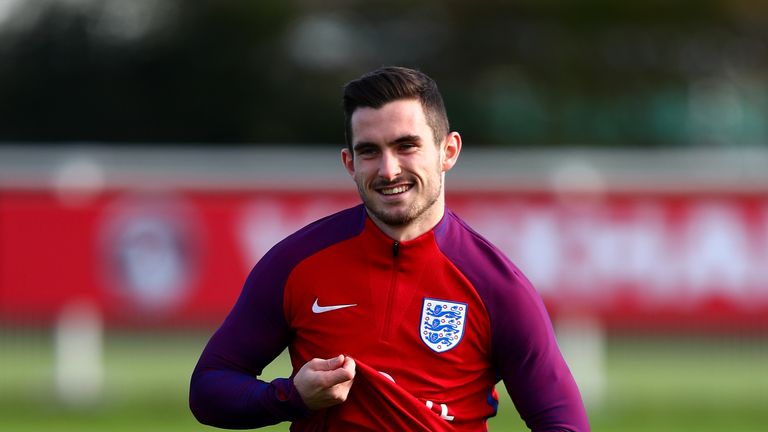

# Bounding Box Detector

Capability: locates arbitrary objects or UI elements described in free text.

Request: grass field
[1,328,767,431]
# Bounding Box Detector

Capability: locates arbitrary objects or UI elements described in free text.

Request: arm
[493,270,590,432]
[435,212,589,431]
[189,206,365,427]
[189,249,310,429]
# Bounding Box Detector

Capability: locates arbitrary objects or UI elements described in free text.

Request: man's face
[342,99,459,234]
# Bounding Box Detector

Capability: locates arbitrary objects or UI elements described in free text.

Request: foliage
[0,1,766,146]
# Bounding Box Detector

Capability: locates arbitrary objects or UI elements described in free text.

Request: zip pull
[392,241,400,257]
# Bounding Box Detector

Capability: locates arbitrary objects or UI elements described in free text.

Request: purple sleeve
[189,245,310,428]
[189,206,366,429]
[436,212,590,432]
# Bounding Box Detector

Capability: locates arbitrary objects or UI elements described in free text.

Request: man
[190,66,590,431]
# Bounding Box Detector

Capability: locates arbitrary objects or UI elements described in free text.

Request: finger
[323,364,355,386]
[309,355,344,372]
[341,356,356,378]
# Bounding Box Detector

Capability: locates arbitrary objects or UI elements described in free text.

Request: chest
[282,239,492,377]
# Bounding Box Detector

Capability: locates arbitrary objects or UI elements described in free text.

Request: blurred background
[1,1,767,431]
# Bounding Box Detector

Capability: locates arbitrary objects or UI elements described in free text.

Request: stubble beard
[358,175,443,227]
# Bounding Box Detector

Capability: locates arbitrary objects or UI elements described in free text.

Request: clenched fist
[293,355,356,410]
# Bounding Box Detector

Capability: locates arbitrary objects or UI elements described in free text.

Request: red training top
[190,204,589,431]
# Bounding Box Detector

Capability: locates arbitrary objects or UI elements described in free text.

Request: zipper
[382,241,400,340]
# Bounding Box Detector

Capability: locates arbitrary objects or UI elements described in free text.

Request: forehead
[350,99,433,144]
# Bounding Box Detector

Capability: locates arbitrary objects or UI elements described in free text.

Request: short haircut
[342,66,449,151]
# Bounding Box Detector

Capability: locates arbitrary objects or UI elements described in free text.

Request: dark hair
[342,66,449,151]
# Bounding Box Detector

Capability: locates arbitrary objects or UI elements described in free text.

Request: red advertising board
[2,187,767,329]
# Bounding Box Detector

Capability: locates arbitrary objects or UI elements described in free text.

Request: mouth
[378,184,412,196]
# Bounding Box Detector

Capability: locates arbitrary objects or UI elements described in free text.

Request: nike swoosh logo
[312,298,357,314]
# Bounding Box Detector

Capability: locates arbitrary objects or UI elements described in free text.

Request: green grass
[1,329,766,431]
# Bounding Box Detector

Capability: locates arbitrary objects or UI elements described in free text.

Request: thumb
[313,354,345,372]
[341,355,356,376]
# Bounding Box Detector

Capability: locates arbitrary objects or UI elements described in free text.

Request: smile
[379,185,412,195]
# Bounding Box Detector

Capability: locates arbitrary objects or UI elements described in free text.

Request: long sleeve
[435,211,590,432]
[189,206,366,429]
[189,246,310,428]
[491,271,589,432]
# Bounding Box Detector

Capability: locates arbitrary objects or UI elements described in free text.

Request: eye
[356,146,379,158]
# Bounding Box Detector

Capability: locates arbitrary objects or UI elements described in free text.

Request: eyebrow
[393,134,421,144]
[353,134,422,152]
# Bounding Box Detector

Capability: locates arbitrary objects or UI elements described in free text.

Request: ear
[341,148,355,176]
[441,132,462,172]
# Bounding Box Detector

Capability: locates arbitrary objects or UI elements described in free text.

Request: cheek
[353,168,371,186]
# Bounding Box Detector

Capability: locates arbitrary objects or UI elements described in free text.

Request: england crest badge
[420,298,467,353]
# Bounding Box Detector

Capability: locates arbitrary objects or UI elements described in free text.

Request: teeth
[381,185,410,195]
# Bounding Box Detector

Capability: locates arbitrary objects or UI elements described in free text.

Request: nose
[378,150,402,180]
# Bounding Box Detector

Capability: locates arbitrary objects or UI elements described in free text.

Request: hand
[293,354,356,410]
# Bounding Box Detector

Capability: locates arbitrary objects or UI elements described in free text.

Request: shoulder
[264,204,367,268]
[434,210,543,319]
[236,204,366,312]
[435,210,526,290]
[242,204,365,291]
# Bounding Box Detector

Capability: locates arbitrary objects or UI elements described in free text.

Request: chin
[371,207,414,227]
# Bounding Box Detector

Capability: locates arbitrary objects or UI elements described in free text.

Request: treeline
[0,0,765,147]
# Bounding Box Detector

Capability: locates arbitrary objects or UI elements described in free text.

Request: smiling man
[190,67,590,431]
[342,96,458,240]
